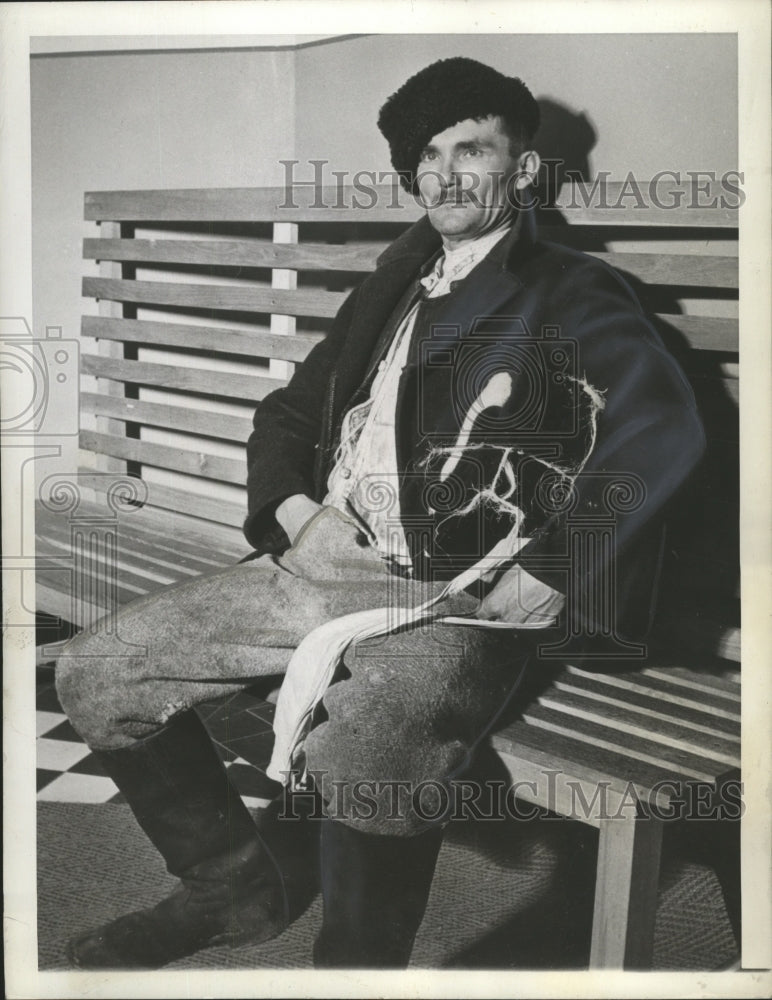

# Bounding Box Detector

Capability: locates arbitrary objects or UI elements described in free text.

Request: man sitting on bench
[56,56,705,970]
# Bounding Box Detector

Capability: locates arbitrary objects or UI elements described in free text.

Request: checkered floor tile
[36,668,282,809]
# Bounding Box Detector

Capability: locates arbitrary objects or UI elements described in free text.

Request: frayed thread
[423,370,606,533]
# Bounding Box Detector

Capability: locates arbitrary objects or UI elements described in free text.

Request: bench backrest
[79,180,739,662]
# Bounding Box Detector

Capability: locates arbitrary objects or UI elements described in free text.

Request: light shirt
[324,224,513,571]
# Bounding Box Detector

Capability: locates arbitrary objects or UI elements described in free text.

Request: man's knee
[303,626,529,833]
[55,632,144,749]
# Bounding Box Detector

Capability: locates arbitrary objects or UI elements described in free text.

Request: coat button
[341,467,352,480]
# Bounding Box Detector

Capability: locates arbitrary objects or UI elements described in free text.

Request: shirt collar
[420,224,513,296]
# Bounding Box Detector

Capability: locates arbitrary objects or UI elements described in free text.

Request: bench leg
[589,811,664,969]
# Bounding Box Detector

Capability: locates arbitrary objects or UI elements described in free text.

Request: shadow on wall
[532,98,598,204]
[527,99,739,656]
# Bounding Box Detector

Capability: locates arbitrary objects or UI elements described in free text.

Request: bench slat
[80,430,247,485]
[81,287,739,355]
[85,182,739,227]
[35,536,158,599]
[565,665,740,718]
[81,354,284,401]
[36,496,247,629]
[491,719,714,799]
[69,479,249,553]
[657,315,737,352]
[83,237,383,273]
[36,503,229,578]
[36,530,188,590]
[552,672,740,737]
[537,689,740,766]
[82,316,320,363]
[74,469,248,530]
[537,227,738,257]
[586,252,737,288]
[81,393,254,443]
[522,703,735,782]
[83,276,347,320]
[640,665,741,698]
[83,237,738,289]
[35,566,134,617]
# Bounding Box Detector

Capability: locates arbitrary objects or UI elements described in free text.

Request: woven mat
[37,803,738,971]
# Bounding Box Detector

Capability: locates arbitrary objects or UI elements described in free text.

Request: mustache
[425,186,485,207]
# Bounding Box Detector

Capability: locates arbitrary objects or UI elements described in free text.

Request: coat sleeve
[511,260,707,644]
[243,286,360,551]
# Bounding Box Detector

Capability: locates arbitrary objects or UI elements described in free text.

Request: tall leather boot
[66,709,308,969]
[313,817,443,968]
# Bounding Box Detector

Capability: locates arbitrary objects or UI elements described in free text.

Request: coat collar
[376,199,538,278]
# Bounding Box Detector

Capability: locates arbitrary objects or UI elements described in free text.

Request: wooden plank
[564,666,741,720]
[81,393,254,443]
[69,478,248,554]
[76,469,248,532]
[35,570,115,624]
[640,665,741,698]
[79,430,247,485]
[83,237,737,288]
[552,672,740,738]
[36,531,182,592]
[587,252,737,288]
[590,811,663,968]
[537,689,740,766]
[550,177,739,227]
[81,354,283,401]
[85,186,422,225]
[85,181,739,227]
[522,703,735,782]
[84,237,383,273]
[83,276,346,320]
[538,227,738,257]
[36,502,228,578]
[81,316,319,363]
[492,719,696,801]
[655,314,737,352]
[82,282,737,354]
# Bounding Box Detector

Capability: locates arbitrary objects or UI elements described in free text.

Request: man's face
[415,115,534,248]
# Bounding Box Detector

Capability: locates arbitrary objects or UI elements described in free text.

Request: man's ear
[513,150,541,190]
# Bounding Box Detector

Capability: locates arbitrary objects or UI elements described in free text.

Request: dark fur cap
[378,57,540,191]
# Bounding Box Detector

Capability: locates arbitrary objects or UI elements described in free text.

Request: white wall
[295,34,738,179]
[31,46,297,479]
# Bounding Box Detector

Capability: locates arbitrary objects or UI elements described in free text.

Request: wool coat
[244,206,706,664]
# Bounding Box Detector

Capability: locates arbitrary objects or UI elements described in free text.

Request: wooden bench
[35,178,740,969]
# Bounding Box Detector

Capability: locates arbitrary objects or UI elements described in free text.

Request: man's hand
[477,564,565,627]
[275,494,323,546]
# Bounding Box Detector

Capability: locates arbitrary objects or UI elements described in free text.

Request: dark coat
[245,207,705,662]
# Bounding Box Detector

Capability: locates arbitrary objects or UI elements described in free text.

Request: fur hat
[378,57,540,191]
